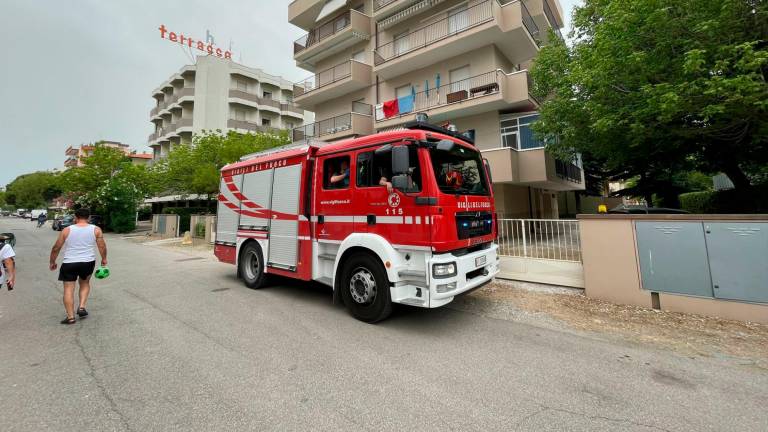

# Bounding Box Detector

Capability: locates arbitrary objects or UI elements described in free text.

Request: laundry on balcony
[374,103,385,121]
[382,99,399,118]
[397,94,414,114]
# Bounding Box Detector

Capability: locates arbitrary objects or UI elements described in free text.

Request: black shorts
[58,261,96,282]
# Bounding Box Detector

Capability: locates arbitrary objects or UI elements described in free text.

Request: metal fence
[294,10,351,54]
[295,60,353,97]
[497,219,581,262]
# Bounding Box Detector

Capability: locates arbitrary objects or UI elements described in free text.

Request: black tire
[340,253,392,323]
[239,242,269,289]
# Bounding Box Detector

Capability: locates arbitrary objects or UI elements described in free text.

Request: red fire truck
[215,122,499,322]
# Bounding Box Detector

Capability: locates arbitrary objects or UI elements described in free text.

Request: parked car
[609,204,689,214]
[23,212,32,219]
[53,214,75,231]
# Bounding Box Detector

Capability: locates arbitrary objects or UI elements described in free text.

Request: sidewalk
[453,279,768,370]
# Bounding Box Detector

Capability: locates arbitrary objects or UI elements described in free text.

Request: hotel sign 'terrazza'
[158,24,232,60]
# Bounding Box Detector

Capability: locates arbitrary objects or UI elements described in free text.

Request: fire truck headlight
[433,262,457,279]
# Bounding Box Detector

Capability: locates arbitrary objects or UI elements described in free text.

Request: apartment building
[64,141,152,169]
[148,55,309,159]
[288,0,583,218]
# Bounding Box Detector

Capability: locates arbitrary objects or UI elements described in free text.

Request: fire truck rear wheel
[239,242,268,289]
[340,254,392,323]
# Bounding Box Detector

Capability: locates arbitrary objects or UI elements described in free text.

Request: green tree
[61,146,156,232]
[4,171,61,209]
[154,130,290,196]
[530,0,768,194]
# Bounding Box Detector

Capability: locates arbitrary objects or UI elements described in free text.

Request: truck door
[354,144,432,249]
[267,163,303,270]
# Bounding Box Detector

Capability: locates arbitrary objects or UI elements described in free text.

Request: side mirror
[392,146,409,175]
[483,158,493,184]
[392,174,409,191]
[436,139,455,152]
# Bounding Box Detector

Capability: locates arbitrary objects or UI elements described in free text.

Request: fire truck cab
[215,122,499,322]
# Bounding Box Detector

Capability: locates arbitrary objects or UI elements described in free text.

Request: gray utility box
[636,221,767,303]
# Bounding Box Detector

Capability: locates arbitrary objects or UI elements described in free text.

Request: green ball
[95,266,110,279]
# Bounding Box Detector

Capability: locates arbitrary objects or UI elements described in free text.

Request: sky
[0,0,581,187]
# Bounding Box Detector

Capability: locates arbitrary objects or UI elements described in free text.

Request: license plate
[475,255,486,268]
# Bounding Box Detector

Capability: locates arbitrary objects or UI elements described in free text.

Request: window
[324,156,351,189]
[261,118,271,126]
[352,50,366,64]
[263,90,272,99]
[357,146,421,192]
[500,114,544,150]
[449,65,470,93]
[448,3,469,34]
[395,85,411,99]
[235,79,248,92]
[394,31,410,56]
[234,109,246,121]
[285,121,294,129]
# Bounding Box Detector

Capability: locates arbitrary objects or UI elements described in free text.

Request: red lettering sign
[158,24,233,60]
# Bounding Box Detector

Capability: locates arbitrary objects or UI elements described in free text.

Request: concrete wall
[579,215,768,324]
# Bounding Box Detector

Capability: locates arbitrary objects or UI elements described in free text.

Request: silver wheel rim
[349,267,376,305]
[244,250,260,280]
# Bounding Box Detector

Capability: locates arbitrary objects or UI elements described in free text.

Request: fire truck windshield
[430,145,490,196]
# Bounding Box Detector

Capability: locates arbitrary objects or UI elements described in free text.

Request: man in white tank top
[49,208,108,325]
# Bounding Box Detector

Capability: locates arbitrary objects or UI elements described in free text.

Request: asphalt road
[1,217,767,432]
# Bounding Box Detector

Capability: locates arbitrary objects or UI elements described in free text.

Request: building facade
[288,0,583,218]
[148,56,309,160]
[64,141,152,169]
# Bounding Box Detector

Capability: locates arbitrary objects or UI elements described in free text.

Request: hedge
[679,186,768,214]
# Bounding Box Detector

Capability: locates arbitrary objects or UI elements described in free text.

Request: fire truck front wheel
[239,242,268,289]
[340,254,392,323]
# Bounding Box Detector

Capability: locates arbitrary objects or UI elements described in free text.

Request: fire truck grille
[456,211,493,240]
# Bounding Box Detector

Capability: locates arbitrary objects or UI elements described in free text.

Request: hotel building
[288,0,583,217]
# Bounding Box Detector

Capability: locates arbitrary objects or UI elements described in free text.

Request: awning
[378,0,445,30]
[316,0,347,22]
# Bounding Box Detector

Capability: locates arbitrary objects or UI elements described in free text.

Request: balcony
[526,0,564,42]
[288,0,325,29]
[375,70,537,129]
[64,157,79,168]
[65,145,78,156]
[292,103,373,142]
[482,147,584,191]
[293,10,372,70]
[374,0,540,79]
[228,89,282,112]
[281,102,305,118]
[293,60,373,109]
[227,119,283,135]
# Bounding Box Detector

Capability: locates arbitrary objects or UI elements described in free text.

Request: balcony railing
[228,89,282,109]
[541,0,563,40]
[227,119,283,134]
[375,0,538,65]
[377,70,508,121]
[375,1,493,64]
[294,11,351,54]
[281,101,304,116]
[292,102,372,141]
[295,60,353,97]
[555,159,582,183]
[374,0,399,11]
